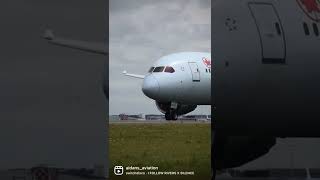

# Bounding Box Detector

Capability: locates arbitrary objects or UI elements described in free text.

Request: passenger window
[206,69,208,73]
[153,66,165,72]
[313,23,319,36]
[303,22,310,36]
[164,66,175,73]
[148,67,155,73]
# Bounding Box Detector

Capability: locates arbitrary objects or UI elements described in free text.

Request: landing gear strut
[165,109,178,121]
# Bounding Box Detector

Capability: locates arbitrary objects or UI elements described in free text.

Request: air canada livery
[123,52,211,120]
[44,0,320,178]
[43,31,211,120]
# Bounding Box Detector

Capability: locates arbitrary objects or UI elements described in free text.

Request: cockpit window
[148,67,155,73]
[153,66,165,72]
[164,66,175,73]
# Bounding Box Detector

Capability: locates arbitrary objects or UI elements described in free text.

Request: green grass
[109,123,211,180]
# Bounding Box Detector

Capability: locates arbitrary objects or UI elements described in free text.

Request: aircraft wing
[123,71,145,79]
[43,29,108,55]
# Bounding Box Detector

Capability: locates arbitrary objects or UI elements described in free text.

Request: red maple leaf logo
[202,57,211,68]
[300,0,320,13]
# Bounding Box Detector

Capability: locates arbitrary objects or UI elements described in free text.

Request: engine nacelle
[155,101,197,115]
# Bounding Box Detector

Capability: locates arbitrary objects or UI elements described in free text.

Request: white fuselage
[212,0,320,136]
[142,52,211,105]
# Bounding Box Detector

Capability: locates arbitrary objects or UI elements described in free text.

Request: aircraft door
[188,62,200,82]
[249,3,286,64]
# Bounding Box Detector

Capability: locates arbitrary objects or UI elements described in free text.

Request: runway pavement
[109,119,211,124]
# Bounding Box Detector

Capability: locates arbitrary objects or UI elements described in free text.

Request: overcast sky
[109,0,211,115]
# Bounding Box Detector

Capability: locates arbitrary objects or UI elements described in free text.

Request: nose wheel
[165,109,178,121]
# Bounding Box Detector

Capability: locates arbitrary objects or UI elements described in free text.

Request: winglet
[123,71,145,79]
[43,29,55,40]
[42,28,108,55]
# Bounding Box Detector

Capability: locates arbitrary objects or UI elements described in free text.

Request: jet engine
[155,101,197,120]
[213,136,276,170]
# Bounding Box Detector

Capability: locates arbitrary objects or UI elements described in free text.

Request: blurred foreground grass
[109,123,211,180]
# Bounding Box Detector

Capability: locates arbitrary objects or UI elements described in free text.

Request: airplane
[43,0,320,177]
[123,52,211,120]
[212,0,320,178]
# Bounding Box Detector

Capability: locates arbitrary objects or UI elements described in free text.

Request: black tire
[170,110,178,120]
[165,113,171,121]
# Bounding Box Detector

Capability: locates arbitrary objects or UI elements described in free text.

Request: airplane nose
[142,75,160,99]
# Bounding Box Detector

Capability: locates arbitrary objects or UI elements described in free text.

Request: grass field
[109,123,211,180]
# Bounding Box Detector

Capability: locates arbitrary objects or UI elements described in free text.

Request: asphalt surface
[109,120,211,124]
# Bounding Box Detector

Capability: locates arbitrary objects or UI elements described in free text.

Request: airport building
[111,114,211,121]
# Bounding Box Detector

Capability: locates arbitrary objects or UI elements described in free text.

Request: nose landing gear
[156,101,197,121]
[165,110,178,121]
[165,102,179,121]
